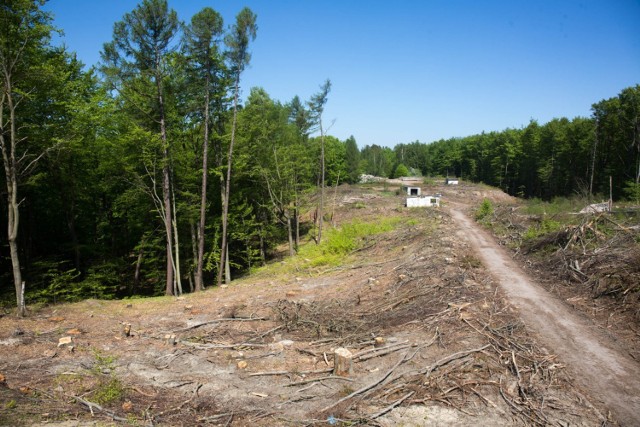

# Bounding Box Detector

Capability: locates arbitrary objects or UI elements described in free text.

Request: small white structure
[406,195,440,208]
[402,185,421,196]
[445,178,459,185]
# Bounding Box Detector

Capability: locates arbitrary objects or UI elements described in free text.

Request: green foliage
[35,267,81,304]
[392,163,410,178]
[92,350,118,373]
[76,261,127,299]
[344,136,361,183]
[475,199,494,221]
[224,7,257,73]
[28,260,126,304]
[523,197,583,216]
[523,218,562,240]
[91,377,125,405]
[623,181,640,204]
[360,144,395,177]
[89,351,124,405]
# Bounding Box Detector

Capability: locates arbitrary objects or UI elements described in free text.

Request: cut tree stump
[333,347,353,377]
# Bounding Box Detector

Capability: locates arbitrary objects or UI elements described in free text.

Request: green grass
[91,376,125,405]
[523,197,584,216]
[253,217,404,277]
[298,218,399,267]
[523,218,563,240]
[89,350,125,405]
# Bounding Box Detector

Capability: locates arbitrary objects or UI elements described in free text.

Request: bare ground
[0,181,637,426]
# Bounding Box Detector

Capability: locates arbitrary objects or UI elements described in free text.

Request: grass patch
[254,217,403,277]
[91,376,125,405]
[298,219,398,267]
[523,218,563,240]
[523,197,584,216]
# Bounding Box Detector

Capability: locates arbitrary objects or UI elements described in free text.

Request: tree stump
[333,347,353,377]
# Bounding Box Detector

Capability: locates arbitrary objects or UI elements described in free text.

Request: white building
[402,185,421,196]
[406,195,440,208]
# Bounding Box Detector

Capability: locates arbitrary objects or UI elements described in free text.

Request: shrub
[393,163,410,178]
[624,180,640,204]
[475,198,494,221]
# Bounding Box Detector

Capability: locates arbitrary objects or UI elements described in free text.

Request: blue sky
[45,0,640,148]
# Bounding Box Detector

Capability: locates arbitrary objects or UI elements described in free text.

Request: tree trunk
[333,347,353,377]
[294,193,300,251]
[156,71,174,296]
[133,245,143,293]
[218,75,240,287]
[259,229,266,266]
[66,200,81,271]
[171,188,182,296]
[318,117,325,244]
[589,123,599,200]
[8,204,24,317]
[189,221,198,292]
[195,73,211,292]
[225,241,231,284]
[286,211,294,257]
[1,82,26,317]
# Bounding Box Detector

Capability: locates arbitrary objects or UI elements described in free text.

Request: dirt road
[450,205,640,426]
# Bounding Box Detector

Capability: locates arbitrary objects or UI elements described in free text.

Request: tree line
[2,0,638,313]
[359,85,640,201]
[0,0,357,313]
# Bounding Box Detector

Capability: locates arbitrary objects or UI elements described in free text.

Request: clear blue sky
[45,0,640,148]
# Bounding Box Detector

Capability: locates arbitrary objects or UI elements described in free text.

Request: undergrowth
[89,350,125,406]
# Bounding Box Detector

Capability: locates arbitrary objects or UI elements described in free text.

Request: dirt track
[450,205,640,426]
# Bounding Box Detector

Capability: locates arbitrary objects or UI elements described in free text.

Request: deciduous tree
[101,0,179,295]
[0,0,65,315]
[183,7,225,291]
[217,7,257,286]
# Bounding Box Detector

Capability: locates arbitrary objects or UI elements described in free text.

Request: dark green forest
[1,0,639,312]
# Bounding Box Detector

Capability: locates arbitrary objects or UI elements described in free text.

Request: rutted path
[450,206,640,426]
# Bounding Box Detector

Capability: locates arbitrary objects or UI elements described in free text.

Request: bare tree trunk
[589,123,599,200]
[294,192,300,251]
[1,83,26,317]
[217,75,240,287]
[318,117,325,244]
[225,242,231,284]
[8,205,24,316]
[189,221,198,292]
[66,199,81,271]
[259,231,266,266]
[195,74,210,292]
[157,74,174,296]
[134,246,143,292]
[171,188,182,296]
[286,212,294,256]
[331,171,340,227]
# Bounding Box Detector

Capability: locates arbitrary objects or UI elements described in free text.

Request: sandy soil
[0,181,637,426]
